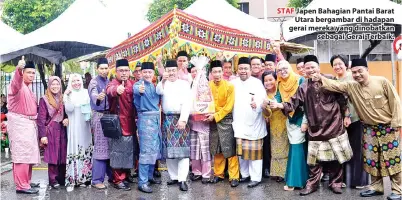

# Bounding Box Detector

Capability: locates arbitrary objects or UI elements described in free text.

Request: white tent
[185,0,281,40]
[1,0,149,61]
[0,21,64,64]
[283,0,402,41]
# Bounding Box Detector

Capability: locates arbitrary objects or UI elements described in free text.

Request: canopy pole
[263,0,268,21]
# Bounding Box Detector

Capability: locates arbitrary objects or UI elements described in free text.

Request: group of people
[4,47,401,200]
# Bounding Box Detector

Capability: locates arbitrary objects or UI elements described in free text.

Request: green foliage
[289,0,401,8]
[63,59,83,75]
[146,0,239,22]
[1,0,75,34]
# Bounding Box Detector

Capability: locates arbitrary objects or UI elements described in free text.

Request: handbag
[100,96,122,139]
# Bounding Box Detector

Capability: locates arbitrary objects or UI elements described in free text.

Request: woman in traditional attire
[37,76,68,189]
[276,60,308,191]
[261,71,288,183]
[330,55,369,188]
[63,74,93,191]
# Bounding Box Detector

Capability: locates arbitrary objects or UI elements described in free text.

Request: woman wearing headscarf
[261,71,289,183]
[37,76,69,189]
[275,60,308,191]
[63,73,93,191]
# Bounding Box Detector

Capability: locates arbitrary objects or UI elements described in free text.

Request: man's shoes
[149,178,162,185]
[276,177,285,183]
[247,181,260,188]
[191,175,202,181]
[239,176,251,183]
[263,169,270,178]
[16,188,39,194]
[138,184,153,193]
[167,180,179,185]
[153,170,161,178]
[300,186,317,196]
[179,182,188,191]
[331,187,343,194]
[230,179,239,187]
[114,182,131,191]
[360,190,384,197]
[387,193,402,200]
[126,176,136,183]
[211,177,224,184]
[50,183,61,189]
[30,183,40,188]
[201,178,210,184]
[92,183,106,189]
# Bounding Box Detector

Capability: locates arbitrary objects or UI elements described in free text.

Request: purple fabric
[48,164,66,185]
[37,98,67,164]
[191,159,211,178]
[92,159,113,184]
[88,76,109,111]
[92,111,109,159]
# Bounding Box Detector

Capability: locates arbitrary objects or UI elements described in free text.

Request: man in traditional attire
[222,60,237,81]
[316,58,402,200]
[106,58,139,191]
[133,62,162,193]
[132,63,142,83]
[156,60,191,191]
[7,58,41,194]
[251,56,264,80]
[208,60,240,187]
[273,55,352,196]
[88,58,112,189]
[157,51,192,83]
[264,54,277,73]
[231,57,267,188]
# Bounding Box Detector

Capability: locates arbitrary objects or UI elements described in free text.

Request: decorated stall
[105,8,312,74]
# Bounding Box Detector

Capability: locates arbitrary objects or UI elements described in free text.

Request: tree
[146,0,239,22]
[1,0,75,34]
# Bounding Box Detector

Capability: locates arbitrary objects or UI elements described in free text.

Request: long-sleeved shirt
[106,79,136,136]
[7,69,37,116]
[336,72,359,123]
[156,79,191,122]
[282,76,348,141]
[133,79,160,112]
[88,76,109,111]
[209,79,235,123]
[321,75,402,128]
[231,77,267,140]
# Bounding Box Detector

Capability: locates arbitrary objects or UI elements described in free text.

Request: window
[367,54,391,61]
[238,2,249,14]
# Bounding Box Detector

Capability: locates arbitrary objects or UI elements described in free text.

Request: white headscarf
[64,73,90,106]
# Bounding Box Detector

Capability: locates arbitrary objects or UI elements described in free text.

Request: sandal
[284,185,295,191]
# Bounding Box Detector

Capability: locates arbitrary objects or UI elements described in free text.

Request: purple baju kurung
[37,97,67,185]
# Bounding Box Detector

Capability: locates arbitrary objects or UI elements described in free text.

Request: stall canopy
[1,0,149,65]
[283,0,402,41]
[0,21,64,65]
[185,0,281,40]
[106,8,312,70]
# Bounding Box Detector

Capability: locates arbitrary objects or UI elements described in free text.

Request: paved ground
[0,164,392,200]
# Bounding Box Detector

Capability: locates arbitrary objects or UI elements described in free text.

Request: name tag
[374,95,382,99]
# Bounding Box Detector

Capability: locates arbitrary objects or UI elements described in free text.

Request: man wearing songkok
[133,62,162,193]
[208,60,240,187]
[272,55,352,196]
[157,51,192,83]
[295,58,306,78]
[7,57,41,194]
[231,57,267,188]
[264,54,277,72]
[156,60,191,191]
[88,58,112,189]
[106,58,139,191]
[316,58,402,200]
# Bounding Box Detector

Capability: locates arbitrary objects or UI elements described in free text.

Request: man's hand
[97,89,106,101]
[139,81,145,94]
[311,72,321,82]
[64,89,72,96]
[344,117,351,128]
[177,121,186,130]
[62,119,69,126]
[156,55,163,64]
[117,81,125,95]
[17,56,25,70]
[204,114,215,122]
[273,42,281,54]
[41,137,48,145]
[301,123,308,132]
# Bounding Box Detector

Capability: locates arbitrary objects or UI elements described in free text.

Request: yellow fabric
[368,173,402,194]
[278,69,299,103]
[321,76,402,128]
[213,153,239,180]
[209,80,235,123]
